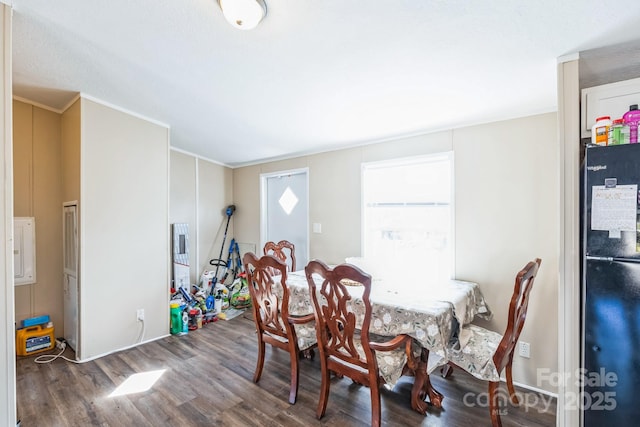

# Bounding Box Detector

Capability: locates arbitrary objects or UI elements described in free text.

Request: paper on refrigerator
[591,184,638,236]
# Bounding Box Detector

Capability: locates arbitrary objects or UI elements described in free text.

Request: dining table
[279,269,493,415]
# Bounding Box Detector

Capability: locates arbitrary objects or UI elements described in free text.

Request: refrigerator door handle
[586,255,640,263]
[586,256,614,261]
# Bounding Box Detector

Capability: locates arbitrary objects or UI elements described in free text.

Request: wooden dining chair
[305,259,418,427]
[445,258,542,427]
[242,252,317,404]
[263,240,296,272]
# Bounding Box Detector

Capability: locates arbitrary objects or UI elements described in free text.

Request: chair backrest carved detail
[244,252,291,340]
[306,260,375,372]
[263,240,297,272]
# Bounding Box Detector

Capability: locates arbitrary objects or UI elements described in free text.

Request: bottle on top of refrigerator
[622,104,640,144]
[591,116,611,146]
[621,121,631,144]
[608,119,630,145]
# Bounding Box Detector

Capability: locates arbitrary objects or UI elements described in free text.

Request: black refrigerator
[583,143,640,425]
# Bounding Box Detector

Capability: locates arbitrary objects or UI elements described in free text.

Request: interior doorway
[260,169,309,269]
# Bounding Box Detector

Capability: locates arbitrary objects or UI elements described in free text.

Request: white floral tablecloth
[282,271,492,373]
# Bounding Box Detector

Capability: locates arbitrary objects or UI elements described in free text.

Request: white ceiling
[11,0,640,167]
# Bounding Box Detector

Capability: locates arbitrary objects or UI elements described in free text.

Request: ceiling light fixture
[218,0,266,30]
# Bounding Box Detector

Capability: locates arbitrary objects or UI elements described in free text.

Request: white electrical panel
[14,217,36,285]
[172,223,190,291]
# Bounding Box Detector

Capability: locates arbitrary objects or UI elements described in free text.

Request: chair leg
[441,362,454,378]
[299,348,315,360]
[253,336,266,383]
[316,359,331,420]
[506,359,520,405]
[369,379,382,427]
[288,344,300,404]
[488,381,503,427]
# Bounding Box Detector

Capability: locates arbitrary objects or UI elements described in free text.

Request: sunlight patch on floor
[108,369,166,397]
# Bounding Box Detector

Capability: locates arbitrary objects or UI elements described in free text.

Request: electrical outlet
[137,309,145,321]
[518,341,530,358]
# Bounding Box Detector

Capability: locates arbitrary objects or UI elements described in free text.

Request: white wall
[557,56,581,427]
[169,151,197,282]
[0,5,14,425]
[169,150,234,286]
[197,158,234,278]
[453,114,558,389]
[233,112,559,392]
[80,98,169,360]
[13,100,64,334]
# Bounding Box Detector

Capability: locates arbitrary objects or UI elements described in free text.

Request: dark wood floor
[16,312,556,426]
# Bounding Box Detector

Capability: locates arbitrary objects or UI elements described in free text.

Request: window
[362,153,453,287]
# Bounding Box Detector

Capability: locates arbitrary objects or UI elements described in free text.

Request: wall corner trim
[78,92,171,129]
[557,52,580,64]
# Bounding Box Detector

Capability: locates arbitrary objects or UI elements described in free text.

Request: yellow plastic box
[16,325,55,356]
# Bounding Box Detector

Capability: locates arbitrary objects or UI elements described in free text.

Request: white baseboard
[76,334,170,364]
[511,379,558,398]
